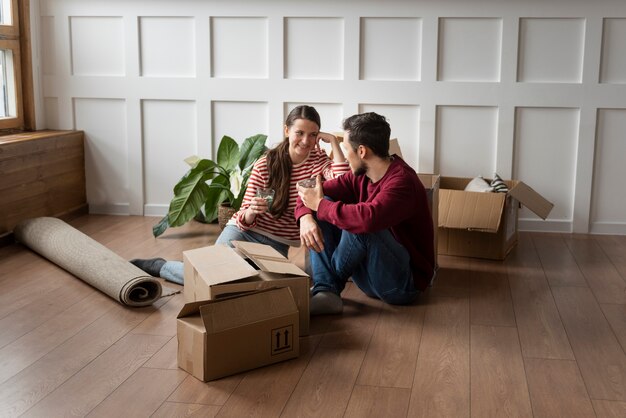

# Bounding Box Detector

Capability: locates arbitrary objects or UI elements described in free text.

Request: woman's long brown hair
[265,105,321,218]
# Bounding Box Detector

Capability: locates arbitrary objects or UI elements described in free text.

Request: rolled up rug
[14,217,177,307]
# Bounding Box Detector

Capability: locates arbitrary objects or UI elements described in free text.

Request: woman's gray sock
[130,258,166,277]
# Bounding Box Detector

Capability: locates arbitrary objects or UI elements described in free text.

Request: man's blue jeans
[310,219,418,305]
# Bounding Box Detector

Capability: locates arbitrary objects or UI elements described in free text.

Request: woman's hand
[299,214,324,253]
[243,197,270,224]
[316,131,338,147]
[317,131,346,163]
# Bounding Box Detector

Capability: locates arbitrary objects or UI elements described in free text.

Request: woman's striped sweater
[229,148,349,246]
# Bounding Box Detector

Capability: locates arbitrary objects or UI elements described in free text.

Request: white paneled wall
[514,107,580,228]
[70,17,125,76]
[361,18,422,81]
[211,17,268,79]
[140,17,196,78]
[438,18,502,82]
[74,98,128,214]
[33,0,626,234]
[436,106,498,178]
[142,100,197,215]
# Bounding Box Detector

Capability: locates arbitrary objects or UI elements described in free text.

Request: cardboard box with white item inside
[183,240,310,336]
[177,287,299,381]
[437,176,554,260]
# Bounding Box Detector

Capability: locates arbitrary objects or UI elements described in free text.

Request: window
[0,0,29,130]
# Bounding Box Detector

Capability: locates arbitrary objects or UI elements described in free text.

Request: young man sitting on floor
[295,112,435,315]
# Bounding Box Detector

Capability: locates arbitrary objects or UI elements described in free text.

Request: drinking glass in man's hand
[297,178,317,188]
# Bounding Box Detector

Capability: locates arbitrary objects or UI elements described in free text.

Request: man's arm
[317,174,420,234]
[295,175,326,252]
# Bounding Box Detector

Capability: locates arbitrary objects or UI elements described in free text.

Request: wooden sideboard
[0,130,88,243]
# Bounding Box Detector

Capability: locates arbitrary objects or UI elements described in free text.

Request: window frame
[0,0,32,131]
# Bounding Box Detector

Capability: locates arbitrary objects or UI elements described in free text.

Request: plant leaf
[167,171,211,227]
[203,176,231,222]
[173,159,219,196]
[232,182,247,210]
[152,215,169,238]
[217,135,240,172]
[184,155,201,167]
[239,134,268,172]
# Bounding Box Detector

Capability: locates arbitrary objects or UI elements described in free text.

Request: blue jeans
[310,219,418,305]
[216,225,290,257]
[159,225,290,284]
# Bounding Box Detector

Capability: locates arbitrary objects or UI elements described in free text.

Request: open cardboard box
[438,176,554,260]
[183,241,310,336]
[177,287,299,381]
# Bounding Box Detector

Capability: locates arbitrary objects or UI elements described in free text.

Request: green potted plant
[153,134,268,237]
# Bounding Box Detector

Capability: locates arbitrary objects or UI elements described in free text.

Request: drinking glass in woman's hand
[255,188,275,210]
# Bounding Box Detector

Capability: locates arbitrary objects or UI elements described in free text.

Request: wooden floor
[1,215,625,417]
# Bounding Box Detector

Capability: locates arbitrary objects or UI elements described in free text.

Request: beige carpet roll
[14,217,175,307]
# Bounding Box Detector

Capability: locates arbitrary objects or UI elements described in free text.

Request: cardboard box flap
[184,244,259,285]
[233,241,308,277]
[177,299,212,319]
[417,173,440,189]
[334,134,402,158]
[508,181,554,220]
[389,138,402,158]
[199,287,298,333]
[438,188,506,232]
[440,176,472,190]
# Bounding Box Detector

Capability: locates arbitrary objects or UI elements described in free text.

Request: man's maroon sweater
[295,156,435,291]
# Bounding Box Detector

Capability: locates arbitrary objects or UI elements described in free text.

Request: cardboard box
[438,176,554,260]
[183,241,310,336]
[177,287,299,381]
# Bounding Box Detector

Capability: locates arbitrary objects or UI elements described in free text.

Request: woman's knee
[215,225,243,246]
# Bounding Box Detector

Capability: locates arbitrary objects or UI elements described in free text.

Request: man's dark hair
[342,112,390,158]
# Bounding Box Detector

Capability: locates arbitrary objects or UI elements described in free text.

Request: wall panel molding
[35,0,626,235]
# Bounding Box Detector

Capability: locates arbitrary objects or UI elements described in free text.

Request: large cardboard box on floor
[438,176,554,260]
[183,241,310,336]
[177,287,299,381]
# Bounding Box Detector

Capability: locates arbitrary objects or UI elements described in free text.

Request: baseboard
[590,222,626,235]
[143,204,168,217]
[518,218,572,233]
[88,203,130,216]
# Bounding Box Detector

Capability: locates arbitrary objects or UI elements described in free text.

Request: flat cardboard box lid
[233,241,308,277]
[438,188,506,232]
[200,287,298,333]
[183,244,259,286]
[509,181,554,220]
